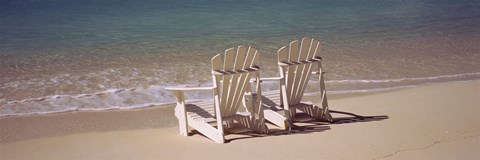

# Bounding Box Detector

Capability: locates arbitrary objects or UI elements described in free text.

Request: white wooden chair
[165,46,268,143]
[260,37,333,130]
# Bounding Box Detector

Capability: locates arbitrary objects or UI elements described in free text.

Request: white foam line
[5,88,133,105]
[5,95,71,104]
[1,83,207,106]
[2,76,479,117]
[0,102,179,117]
[3,71,480,105]
[325,72,480,83]
[307,79,479,95]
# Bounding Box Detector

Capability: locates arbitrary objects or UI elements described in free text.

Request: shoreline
[2,76,479,118]
[1,80,479,159]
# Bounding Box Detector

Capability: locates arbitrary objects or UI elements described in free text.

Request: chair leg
[264,109,289,130]
[188,118,225,143]
[174,104,189,136]
[226,119,234,128]
[298,105,332,122]
[234,116,269,134]
[250,117,269,134]
[172,91,189,136]
[288,109,297,119]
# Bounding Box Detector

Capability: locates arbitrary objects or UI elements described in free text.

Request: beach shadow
[183,120,331,143]
[221,110,388,143]
[0,106,387,144]
[224,125,332,143]
[220,117,333,143]
[329,110,389,124]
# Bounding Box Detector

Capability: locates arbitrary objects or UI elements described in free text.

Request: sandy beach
[2,1,480,159]
[1,80,479,160]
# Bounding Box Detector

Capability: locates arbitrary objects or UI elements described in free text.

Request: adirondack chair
[165,46,268,143]
[260,37,333,130]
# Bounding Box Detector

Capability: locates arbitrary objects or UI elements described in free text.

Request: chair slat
[225,73,239,116]
[293,64,312,104]
[243,47,256,68]
[225,46,247,116]
[313,40,321,58]
[284,41,297,104]
[295,39,320,102]
[289,40,299,61]
[291,64,304,104]
[220,49,235,116]
[223,47,255,117]
[288,39,302,104]
[228,72,252,116]
[224,48,235,71]
[291,38,311,103]
[299,38,311,61]
[285,69,295,104]
[226,75,242,116]
[292,38,314,104]
[251,50,260,68]
[212,54,224,109]
[234,45,248,70]
[277,46,288,62]
[308,39,320,60]
[211,54,223,71]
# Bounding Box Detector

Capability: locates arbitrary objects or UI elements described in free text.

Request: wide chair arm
[165,86,216,103]
[164,85,217,137]
[248,76,283,83]
[165,86,216,91]
[260,77,283,82]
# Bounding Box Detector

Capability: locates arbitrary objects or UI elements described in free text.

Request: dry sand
[1,81,479,160]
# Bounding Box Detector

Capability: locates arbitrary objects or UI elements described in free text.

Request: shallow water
[1,0,480,116]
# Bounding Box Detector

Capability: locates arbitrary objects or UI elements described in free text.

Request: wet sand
[1,81,479,159]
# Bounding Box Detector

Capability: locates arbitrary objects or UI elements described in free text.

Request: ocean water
[1,0,480,116]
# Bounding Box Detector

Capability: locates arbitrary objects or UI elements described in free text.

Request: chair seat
[253,91,283,111]
[254,90,316,111]
[186,101,255,123]
[185,101,216,122]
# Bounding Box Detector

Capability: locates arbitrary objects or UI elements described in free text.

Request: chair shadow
[222,109,388,143]
[329,110,389,124]
[224,125,332,143]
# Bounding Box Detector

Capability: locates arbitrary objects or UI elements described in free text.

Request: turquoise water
[1,0,480,116]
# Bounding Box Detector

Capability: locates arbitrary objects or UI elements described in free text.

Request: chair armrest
[166,86,215,105]
[165,86,216,91]
[248,77,283,83]
[260,77,283,82]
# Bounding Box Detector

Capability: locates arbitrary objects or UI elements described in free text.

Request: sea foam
[1,72,479,117]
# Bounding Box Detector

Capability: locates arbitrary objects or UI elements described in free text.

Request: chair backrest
[277,37,322,105]
[211,46,261,118]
